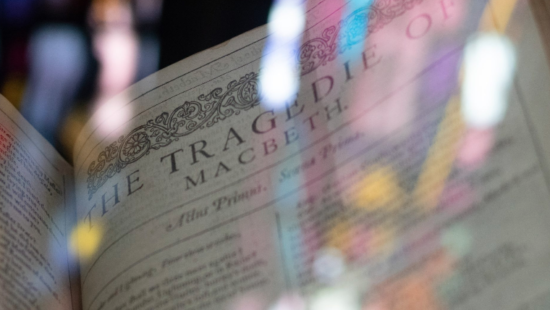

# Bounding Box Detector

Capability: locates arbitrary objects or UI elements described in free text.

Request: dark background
[0,0,272,157]
[159,0,272,68]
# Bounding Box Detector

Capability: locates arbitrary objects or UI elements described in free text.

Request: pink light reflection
[270,293,306,310]
[93,28,139,98]
[91,0,139,140]
[230,293,266,310]
[456,128,494,169]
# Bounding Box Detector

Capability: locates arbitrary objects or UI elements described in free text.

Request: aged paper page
[73,0,550,309]
[0,95,76,309]
[530,0,550,65]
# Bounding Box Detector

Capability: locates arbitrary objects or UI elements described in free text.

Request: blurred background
[0,0,272,159]
[3,0,544,309]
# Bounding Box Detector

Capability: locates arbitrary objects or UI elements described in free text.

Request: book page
[530,0,550,65]
[72,0,550,309]
[0,95,76,309]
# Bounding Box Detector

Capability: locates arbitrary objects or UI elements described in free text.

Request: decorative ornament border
[299,0,424,76]
[87,0,424,199]
[86,72,260,199]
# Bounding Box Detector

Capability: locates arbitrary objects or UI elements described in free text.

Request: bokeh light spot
[462,33,516,128]
[313,247,346,283]
[353,166,401,211]
[311,287,360,310]
[441,225,472,258]
[269,293,306,310]
[268,2,305,40]
[69,222,102,259]
[326,220,352,253]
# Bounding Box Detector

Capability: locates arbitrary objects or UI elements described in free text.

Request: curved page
[73,1,550,310]
[0,95,76,310]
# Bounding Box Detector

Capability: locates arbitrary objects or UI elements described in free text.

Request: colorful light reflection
[69,222,103,260]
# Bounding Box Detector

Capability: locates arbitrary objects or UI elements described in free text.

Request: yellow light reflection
[326,220,352,254]
[353,166,403,211]
[414,96,464,211]
[69,222,103,259]
[480,0,519,33]
[1,75,26,109]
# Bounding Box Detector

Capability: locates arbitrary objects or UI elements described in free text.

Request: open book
[3,0,550,309]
